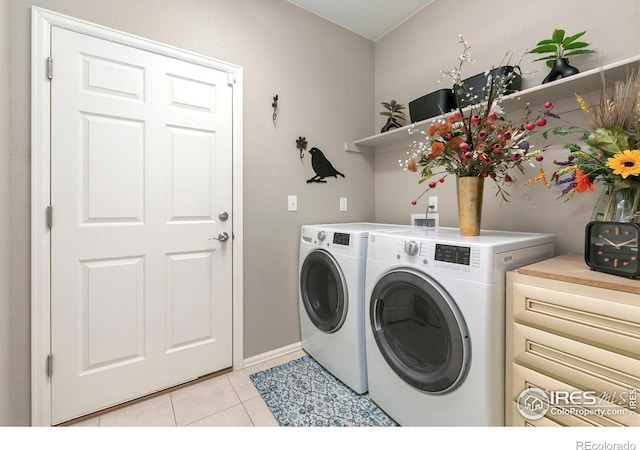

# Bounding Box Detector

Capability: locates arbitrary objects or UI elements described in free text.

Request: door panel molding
[31,6,243,426]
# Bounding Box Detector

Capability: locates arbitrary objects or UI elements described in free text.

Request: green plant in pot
[528,29,595,84]
[380,99,406,133]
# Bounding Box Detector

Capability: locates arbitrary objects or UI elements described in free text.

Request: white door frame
[30,6,244,426]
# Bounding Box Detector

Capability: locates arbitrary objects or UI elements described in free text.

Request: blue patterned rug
[249,355,397,427]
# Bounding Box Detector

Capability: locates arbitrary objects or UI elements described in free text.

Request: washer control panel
[301,227,365,256]
[333,232,351,246]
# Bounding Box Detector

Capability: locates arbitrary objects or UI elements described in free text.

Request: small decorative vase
[456,176,484,236]
[591,182,640,223]
[381,117,402,133]
[542,58,580,84]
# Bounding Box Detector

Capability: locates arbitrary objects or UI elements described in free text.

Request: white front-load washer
[298,222,416,394]
[364,227,555,425]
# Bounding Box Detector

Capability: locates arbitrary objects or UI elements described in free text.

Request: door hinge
[47,354,53,377]
[46,57,53,80]
[227,72,236,85]
[46,206,53,229]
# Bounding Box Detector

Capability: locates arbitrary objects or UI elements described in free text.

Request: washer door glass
[370,269,470,393]
[300,249,347,333]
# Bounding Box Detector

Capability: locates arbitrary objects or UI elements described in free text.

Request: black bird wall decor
[307,147,345,183]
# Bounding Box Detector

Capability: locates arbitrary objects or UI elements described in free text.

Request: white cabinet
[505,253,640,427]
[348,55,640,154]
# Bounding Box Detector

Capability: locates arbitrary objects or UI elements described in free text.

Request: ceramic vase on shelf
[591,182,640,223]
[381,117,402,133]
[456,176,484,236]
[542,58,580,84]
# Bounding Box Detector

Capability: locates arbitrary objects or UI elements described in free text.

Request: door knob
[209,232,229,242]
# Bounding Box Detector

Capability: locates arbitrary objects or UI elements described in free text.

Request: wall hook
[272,95,279,121]
[296,136,307,161]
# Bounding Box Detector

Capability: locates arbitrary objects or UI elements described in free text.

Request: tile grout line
[240,401,257,427]
[169,392,178,427]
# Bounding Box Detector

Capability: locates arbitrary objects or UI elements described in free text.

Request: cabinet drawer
[511,363,638,427]
[511,278,640,358]
[513,323,639,401]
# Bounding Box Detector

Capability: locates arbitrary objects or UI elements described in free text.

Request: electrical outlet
[428,196,438,213]
[288,195,297,212]
[339,197,348,212]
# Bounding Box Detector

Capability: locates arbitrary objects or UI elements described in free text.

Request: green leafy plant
[528,29,595,68]
[380,100,406,123]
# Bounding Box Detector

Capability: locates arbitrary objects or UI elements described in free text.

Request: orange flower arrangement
[403,36,558,203]
[532,71,640,222]
[536,72,640,202]
[574,168,595,193]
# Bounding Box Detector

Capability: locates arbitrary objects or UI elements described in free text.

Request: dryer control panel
[368,229,555,284]
[400,239,478,268]
[379,237,487,281]
[434,243,471,266]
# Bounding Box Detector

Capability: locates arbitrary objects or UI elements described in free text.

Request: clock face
[586,221,640,277]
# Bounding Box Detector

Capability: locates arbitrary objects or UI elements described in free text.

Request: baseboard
[242,342,303,369]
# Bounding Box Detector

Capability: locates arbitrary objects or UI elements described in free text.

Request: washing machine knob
[404,240,419,256]
[317,231,326,242]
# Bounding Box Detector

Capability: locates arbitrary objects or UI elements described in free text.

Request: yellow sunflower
[606,150,640,179]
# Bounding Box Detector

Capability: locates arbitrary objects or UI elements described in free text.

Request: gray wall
[5,0,374,425]
[373,0,640,255]
[1,0,12,427]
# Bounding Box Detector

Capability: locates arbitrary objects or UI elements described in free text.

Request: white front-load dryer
[364,227,555,425]
[298,222,415,394]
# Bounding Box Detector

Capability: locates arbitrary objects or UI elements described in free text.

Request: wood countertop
[515,253,640,295]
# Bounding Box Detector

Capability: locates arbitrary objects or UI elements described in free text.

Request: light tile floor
[69,349,308,427]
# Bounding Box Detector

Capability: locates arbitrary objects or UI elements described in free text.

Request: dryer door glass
[370,270,470,393]
[300,250,347,332]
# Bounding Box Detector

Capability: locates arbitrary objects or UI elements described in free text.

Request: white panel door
[50,26,233,424]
